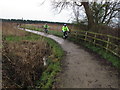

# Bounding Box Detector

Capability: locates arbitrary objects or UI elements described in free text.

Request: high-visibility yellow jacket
[62,26,69,32]
[44,24,49,29]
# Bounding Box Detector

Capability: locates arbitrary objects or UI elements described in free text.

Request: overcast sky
[0,0,72,23]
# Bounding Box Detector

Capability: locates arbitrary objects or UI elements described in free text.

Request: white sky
[0,0,72,23]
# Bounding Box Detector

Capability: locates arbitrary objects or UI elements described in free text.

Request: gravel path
[23,29,119,88]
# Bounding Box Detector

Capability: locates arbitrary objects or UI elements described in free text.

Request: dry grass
[2,22,50,88]
[2,40,50,88]
[28,23,74,32]
[2,22,27,37]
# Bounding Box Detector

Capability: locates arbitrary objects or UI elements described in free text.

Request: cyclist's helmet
[64,24,66,26]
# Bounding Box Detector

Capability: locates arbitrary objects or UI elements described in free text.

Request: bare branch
[51,0,120,26]
[51,0,71,13]
[40,0,47,5]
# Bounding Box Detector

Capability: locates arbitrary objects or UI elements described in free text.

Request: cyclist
[43,23,49,33]
[62,24,70,39]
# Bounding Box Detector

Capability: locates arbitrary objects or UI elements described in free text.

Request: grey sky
[1,0,117,23]
[0,0,72,23]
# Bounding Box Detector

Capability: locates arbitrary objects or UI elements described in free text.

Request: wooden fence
[71,30,120,58]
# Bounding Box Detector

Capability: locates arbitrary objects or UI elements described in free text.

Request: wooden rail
[71,30,120,58]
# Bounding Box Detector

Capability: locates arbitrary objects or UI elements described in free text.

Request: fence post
[93,34,96,44]
[75,31,77,38]
[106,35,110,52]
[85,32,88,41]
[115,47,118,55]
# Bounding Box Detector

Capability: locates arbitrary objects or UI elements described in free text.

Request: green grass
[83,42,120,68]
[21,25,63,38]
[36,37,64,88]
[37,61,61,88]
[21,25,43,31]
[48,30,63,38]
[5,34,41,42]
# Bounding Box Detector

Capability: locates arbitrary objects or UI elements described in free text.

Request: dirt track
[23,29,119,88]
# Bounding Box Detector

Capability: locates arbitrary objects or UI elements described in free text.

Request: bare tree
[91,1,120,25]
[51,0,95,30]
[51,0,120,30]
[73,5,80,23]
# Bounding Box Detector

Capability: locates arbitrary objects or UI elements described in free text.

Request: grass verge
[4,34,41,42]
[36,37,64,88]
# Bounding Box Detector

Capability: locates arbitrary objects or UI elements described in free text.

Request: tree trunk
[81,2,95,30]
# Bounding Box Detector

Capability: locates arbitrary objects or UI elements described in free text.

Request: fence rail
[71,30,120,58]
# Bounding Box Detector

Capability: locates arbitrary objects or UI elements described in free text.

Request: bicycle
[44,28,48,33]
[63,31,69,39]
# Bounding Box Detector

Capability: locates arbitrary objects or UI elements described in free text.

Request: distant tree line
[1,19,71,25]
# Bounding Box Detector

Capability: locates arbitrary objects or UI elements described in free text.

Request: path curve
[22,29,119,88]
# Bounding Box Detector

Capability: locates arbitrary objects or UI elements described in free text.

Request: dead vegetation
[28,23,73,32]
[2,22,26,37]
[2,22,50,88]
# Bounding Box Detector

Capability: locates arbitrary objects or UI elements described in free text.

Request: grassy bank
[24,25,120,69]
[4,33,64,88]
[3,22,64,88]
[84,43,120,68]
[36,37,64,88]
